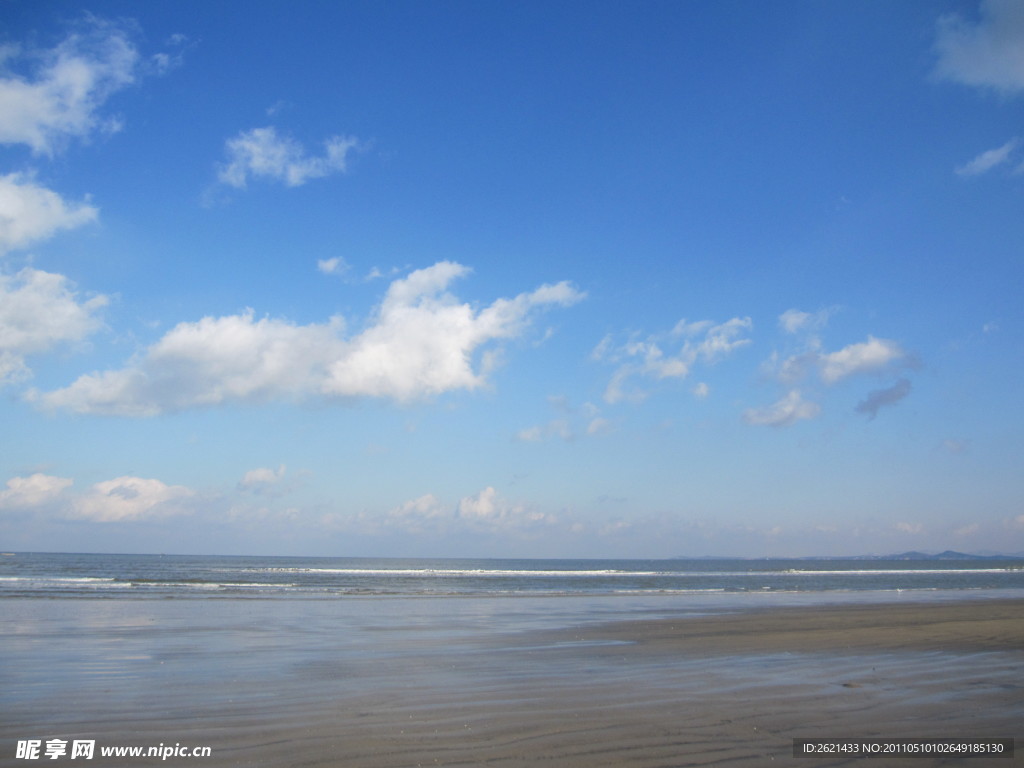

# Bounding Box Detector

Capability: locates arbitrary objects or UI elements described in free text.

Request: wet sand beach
[567,596,1024,654]
[2,597,1022,767]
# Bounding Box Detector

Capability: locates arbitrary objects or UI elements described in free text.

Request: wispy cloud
[0,172,98,254]
[593,317,752,404]
[31,262,584,415]
[941,438,969,454]
[778,307,834,335]
[768,330,910,388]
[515,397,607,442]
[327,486,559,541]
[0,267,108,385]
[747,310,914,427]
[819,336,908,384]
[742,390,820,427]
[239,464,288,495]
[855,378,912,420]
[896,521,923,534]
[148,33,190,76]
[935,0,1024,94]
[955,137,1020,176]
[456,486,554,531]
[316,257,349,276]
[0,16,144,155]
[217,126,361,188]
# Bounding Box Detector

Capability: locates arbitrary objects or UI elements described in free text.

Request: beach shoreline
[2,596,1021,767]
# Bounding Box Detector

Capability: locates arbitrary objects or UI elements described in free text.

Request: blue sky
[1,0,1022,558]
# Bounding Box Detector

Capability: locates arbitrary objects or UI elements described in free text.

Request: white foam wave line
[128,581,300,590]
[243,568,666,577]
[0,576,116,582]
[233,566,1021,578]
[238,567,809,577]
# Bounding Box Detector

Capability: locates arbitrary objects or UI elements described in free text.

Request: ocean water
[2,551,1023,600]
[2,552,1022,765]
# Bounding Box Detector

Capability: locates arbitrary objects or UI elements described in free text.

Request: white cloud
[855,378,912,420]
[819,336,907,384]
[0,471,192,523]
[0,473,73,508]
[317,257,349,276]
[456,486,501,521]
[324,486,559,540]
[595,317,751,404]
[321,263,583,401]
[0,17,140,155]
[32,309,343,416]
[515,397,607,442]
[769,311,911,388]
[370,494,451,535]
[518,416,571,442]
[33,262,584,415]
[325,486,562,541]
[148,33,189,77]
[955,138,1020,176]
[896,521,923,534]
[324,493,449,538]
[0,267,108,385]
[72,476,195,522]
[755,329,912,427]
[778,307,833,335]
[265,99,291,118]
[954,523,980,537]
[392,493,446,520]
[0,172,98,254]
[670,319,714,337]
[693,317,754,361]
[456,486,554,530]
[514,425,543,442]
[239,465,286,493]
[742,390,820,427]
[217,127,360,188]
[935,0,1024,93]
[778,309,811,334]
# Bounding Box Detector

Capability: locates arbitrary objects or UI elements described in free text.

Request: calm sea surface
[2,552,1023,600]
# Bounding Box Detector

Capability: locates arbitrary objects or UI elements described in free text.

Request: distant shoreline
[673,549,1024,561]
[3,549,1023,560]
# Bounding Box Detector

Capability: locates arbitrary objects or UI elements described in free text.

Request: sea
[2,552,1023,764]
[2,551,1023,601]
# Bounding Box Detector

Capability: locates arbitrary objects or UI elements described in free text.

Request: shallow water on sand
[2,592,1022,767]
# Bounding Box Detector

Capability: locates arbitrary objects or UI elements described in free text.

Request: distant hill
[674,550,1024,561]
[852,550,1021,561]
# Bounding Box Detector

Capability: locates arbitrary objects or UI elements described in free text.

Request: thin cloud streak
[935,0,1024,94]
[217,127,361,189]
[856,378,912,420]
